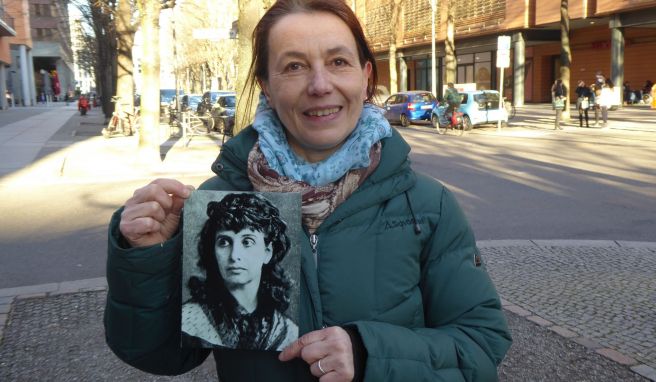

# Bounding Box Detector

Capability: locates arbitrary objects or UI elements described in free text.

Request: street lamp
[430,0,437,98]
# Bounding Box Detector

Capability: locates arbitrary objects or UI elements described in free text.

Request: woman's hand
[279,326,354,382]
[119,178,194,248]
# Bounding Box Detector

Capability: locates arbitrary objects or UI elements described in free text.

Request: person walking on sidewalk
[575,80,591,128]
[599,79,614,127]
[103,1,511,381]
[551,79,567,130]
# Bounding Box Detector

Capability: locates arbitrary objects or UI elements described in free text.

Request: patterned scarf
[252,93,391,186]
[248,142,381,233]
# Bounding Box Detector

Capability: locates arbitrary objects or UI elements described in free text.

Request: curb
[1,241,655,380]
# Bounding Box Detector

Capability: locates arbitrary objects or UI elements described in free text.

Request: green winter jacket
[104,125,511,381]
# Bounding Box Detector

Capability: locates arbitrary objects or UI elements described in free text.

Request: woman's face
[215,229,273,291]
[259,11,372,163]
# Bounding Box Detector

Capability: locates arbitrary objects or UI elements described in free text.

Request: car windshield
[188,95,202,107]
[412,93,434,102]
[160,89,177,103]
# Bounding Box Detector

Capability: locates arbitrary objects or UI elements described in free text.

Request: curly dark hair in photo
[188,193,292,319]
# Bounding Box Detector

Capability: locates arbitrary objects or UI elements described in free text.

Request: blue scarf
[252,94,392,186]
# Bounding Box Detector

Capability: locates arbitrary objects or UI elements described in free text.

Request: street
[0,103,655,288]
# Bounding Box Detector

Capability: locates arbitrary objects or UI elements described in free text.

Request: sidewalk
[1,241,654,381]
[1,104,655,380]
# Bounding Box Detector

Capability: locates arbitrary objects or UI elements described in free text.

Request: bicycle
[431,105,469,136]
[102,96,140,138]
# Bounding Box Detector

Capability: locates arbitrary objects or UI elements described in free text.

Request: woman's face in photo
[215,228,273,290]
[260,11,372,163]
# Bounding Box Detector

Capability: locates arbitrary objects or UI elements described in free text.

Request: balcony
[1,6,17,37]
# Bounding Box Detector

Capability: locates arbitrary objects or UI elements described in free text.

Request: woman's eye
[333,58,348,66]
[286,62,303,72]
[242,238,256,247]
[217,238,231,248]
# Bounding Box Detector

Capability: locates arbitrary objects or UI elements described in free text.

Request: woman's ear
[362,61,373,101]
[264,243,273,264]
[258,79,272,104]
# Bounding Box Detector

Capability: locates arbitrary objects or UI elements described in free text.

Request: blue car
[432,90,508,130]
[382,91,437,127]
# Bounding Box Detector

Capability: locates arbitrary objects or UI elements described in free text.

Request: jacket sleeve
[104,207,211,375]
[352,188,512,382]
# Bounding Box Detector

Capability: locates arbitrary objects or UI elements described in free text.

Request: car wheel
[462,115,472,131]
[400,114,410,127]
[216,117,225,134]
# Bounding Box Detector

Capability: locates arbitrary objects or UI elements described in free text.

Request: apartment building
[28,0,74,102]
[355,0,656,104]
[1,0,17,109]
[2,0,35,108]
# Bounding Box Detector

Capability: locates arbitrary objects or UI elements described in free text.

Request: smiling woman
[105,0,511,381]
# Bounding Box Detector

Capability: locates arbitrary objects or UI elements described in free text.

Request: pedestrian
[591,83,601,126]
[595,71,606,88]
[103,1,511,381]
[182,193,298,351]
[651,82,656,109]
[575,80,591,127]
[77,95,89,116]
[599,79,614,127]
[551,78,567,130]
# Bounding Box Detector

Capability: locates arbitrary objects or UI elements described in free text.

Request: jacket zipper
[310,233,319,267]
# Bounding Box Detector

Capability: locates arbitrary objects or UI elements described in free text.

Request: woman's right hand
[119,178,194,248]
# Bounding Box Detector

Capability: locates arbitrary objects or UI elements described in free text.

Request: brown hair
[240,0,378,126]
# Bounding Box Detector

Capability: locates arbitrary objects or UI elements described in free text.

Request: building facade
[2,0,35,108]
[355,0,656,104]
[28,0,74,102]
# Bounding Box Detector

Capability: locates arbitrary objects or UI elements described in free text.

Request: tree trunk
[137,0,162,165]
[560,0,571,119]
[234,0,268,135]
[388,0,403,94]
[445,0,456,86]
[115,0,135,117]
[89,0,117,120]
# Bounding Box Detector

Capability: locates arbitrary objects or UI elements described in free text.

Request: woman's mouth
[304,107,341,117]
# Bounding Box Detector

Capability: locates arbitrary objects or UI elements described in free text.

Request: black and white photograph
[181,191,301,351]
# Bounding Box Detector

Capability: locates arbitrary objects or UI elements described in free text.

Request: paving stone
[503,304,531,317]
[597,348,638,366]
[526,315,553,327]
[0,283,58,297]
[631,365,656,381]
[483,245,656,371]
[549,325,578,338]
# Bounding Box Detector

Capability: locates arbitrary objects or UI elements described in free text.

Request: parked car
[432,90,508,130]
[382,91,437,127]
[210,92,237,135]
[160,89,182,114]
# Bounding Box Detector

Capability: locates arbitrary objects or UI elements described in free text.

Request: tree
[234,0,272,135]
[388,0,403,95]
[560,0,572,119]
[444,0,456,85]
[86,0,118,119]
[115,0,137,117]
[135,0,174,165]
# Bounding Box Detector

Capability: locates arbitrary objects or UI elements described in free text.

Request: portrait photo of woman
[181,192,300,351]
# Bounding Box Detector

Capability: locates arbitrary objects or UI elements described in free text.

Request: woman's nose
[307,67,333,96]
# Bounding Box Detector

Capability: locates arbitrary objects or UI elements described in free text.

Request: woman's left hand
[279,326,354,381]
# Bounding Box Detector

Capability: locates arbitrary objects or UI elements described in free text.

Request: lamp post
[430,0,437,97]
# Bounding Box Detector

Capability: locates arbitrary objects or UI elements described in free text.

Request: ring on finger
[317,358,327,375]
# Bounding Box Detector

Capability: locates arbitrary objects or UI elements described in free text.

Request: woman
[105,1,511,381]
[551,79,567,130]
[182,193,298,351]
[575,80,591,128]
[599,79,614,126]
